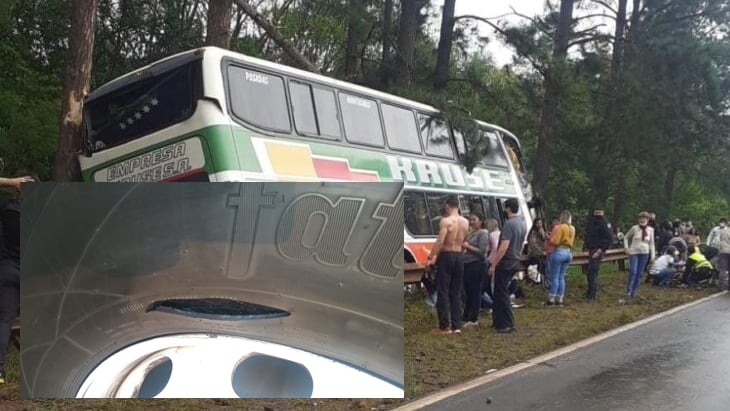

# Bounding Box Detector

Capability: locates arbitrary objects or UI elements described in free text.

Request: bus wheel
[20,182,404,398]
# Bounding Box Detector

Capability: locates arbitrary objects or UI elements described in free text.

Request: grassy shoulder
[403,265,718,400]
[0,265,719,410]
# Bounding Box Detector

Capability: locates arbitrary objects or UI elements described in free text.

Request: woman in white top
[623,211,656,298]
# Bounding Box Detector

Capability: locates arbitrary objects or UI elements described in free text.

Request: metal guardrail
[404,249,629,284]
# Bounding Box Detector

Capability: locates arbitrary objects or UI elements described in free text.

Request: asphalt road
[424,293,730,411]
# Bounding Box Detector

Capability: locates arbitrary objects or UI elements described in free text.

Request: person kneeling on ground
[682,246,717,286]
[649,246,679,286]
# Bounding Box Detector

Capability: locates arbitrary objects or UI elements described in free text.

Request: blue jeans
[627,253,650,296]
[548,248,572,298]
[650,267,676,286]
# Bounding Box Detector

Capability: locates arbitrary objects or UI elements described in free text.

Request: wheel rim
[76,334,403,398]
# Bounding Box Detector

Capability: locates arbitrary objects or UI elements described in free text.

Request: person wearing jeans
[624,211,656,298]
[649,246,678,286]
[546,210,575,306]
[461,212,489,326]
[488,199,526,333]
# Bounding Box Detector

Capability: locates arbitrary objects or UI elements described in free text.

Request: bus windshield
[84,60,202,153]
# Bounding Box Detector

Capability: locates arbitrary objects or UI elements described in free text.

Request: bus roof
[86,46,521,145]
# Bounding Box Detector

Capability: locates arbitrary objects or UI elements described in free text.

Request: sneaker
[495,327,516,334]
[452,328,462,334]
[462,321,479,328]
[431,327,452,335]
[0,373,5,384]
[511,303,524,308]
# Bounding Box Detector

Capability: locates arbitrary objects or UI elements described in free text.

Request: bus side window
[404,190,431,236]
[453,128,466,157]
[483,196,503,229]
[228,66,291,133]
[458,194,486,221]
[289,81,318,135]
[418,114,454,159]
[481,130,510,168]
[424,192,449,234]
[339,92,384,147]
[289,81,341,140]
[382,103,421,154]
[312,88,341,139]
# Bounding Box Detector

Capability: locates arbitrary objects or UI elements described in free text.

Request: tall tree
[591,0,628,209]
[344,0,368,81]
[206,0,233,47]
[54,0,98,181]
[393,0,419,86]
[433,0,455,88]
[531,0,574,201]
[380,0,393,84]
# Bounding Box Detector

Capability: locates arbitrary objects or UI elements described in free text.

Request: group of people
[526,208,613,302]
[629,214,730,291]
[426,197,525,334]
[425,200,730,336]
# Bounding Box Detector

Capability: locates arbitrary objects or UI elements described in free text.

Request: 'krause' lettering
[387,156,416,182]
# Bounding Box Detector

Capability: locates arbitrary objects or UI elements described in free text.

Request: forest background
[1,0,729,232]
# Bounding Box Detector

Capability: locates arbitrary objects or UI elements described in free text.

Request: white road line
[394,290,728,411]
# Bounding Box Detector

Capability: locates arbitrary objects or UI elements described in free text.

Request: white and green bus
[79,46,537,266]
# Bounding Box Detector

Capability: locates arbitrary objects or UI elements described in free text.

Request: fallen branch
[232,0,320,73]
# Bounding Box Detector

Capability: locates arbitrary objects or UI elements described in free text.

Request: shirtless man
[427,196,469,334]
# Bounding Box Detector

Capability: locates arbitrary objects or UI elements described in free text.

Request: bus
[79,46,537,266]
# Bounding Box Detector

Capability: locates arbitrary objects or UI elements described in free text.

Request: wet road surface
[424,293,730,411]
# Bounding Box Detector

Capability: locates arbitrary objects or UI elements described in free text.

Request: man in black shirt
[0,174,35,383]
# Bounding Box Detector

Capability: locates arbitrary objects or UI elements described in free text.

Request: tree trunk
[380,0,393,84]
[205,0,233,47]
[531,0,574,200]
[611,171,626,226]
[433,0,456,89]
[233,0,320,73]
[344,0,366,81]
[657,163,677,221]
[590,0,628,208]
[54,0,98,182]
[393,0,418,86]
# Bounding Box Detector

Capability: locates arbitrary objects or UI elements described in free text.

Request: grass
[0,264,719,410]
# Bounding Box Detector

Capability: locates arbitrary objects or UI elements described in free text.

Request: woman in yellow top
[546,210,575,306]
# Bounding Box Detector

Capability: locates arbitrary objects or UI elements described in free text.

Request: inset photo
[19,182,403,398]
